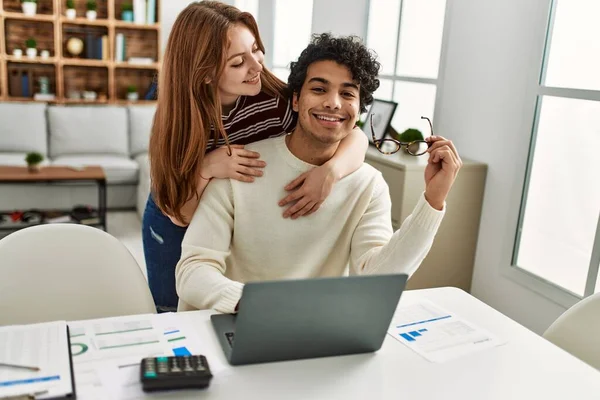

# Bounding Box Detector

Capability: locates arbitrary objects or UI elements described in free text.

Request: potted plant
[66,0,76,19]
[25,152,44,173]
[121,2,133,21]
[21,0,37,16]
[25,38,37,59]
[126,85,138,101]
[397,128,424,155]
[86,0,97,20]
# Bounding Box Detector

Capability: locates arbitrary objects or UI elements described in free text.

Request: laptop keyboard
[225,332,235,348]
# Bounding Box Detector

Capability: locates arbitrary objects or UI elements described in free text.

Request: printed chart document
[0,321,74,399]
[388,300,506,363]
[69,312,223,399]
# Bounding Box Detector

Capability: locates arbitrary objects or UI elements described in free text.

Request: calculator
[140,355,213,392]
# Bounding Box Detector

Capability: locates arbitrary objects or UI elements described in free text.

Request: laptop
[210,274,407,365]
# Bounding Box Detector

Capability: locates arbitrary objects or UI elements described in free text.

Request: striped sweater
[206,91,297,150]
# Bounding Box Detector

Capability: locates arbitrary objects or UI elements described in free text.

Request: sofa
[0,102,156,220]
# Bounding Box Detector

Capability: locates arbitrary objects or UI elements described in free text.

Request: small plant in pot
[121,2,133,21]
[25,152,44,173]
[398,128,425,155]
[25,38,37,59]
[21,0,37,16]
[66,0,76,19]
[86,0,97,20]
[126,85,138,101]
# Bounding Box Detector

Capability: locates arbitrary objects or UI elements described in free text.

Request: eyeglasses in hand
[370,114,433,156]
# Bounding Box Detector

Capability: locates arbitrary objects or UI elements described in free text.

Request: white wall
[311,0,369,38]
[159,0,237,55]
[436,0,568,334]
[160,1,196,55]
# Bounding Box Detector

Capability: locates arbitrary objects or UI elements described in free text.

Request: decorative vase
[40,50,50,60]
[127,92,139,101]
[13,48,23,58]
[26,48,37,59]
[121,10,133,21]
[28,164,40,173]
[86,10,97,20]
[22,2,37,16]
[66,8,76,19]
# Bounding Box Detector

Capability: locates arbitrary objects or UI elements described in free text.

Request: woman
[143,1,368,312]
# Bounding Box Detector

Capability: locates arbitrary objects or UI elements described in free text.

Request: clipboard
[0,322,77,400]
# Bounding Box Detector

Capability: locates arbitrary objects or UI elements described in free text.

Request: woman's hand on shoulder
[202,145,266,183]
[278,164,337,219]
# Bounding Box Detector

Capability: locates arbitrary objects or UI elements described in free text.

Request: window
[514,0,600,298]
[366,0,447,136]
[272,0,314,81]
[234,0,259,20]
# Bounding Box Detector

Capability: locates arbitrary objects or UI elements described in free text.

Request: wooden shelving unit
[0,0,160,104]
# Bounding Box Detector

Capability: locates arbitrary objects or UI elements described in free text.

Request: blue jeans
[142,195,187,312]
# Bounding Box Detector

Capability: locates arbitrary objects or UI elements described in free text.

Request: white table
[75,287,600,399]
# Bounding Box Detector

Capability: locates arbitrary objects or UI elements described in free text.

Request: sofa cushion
[48,106,128,158]
[0,103,47,154]
[51,154,139,184]
[129,105,156,156]
[0,152,50,167]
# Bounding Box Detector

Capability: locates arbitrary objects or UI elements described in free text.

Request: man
[175,33,462,313]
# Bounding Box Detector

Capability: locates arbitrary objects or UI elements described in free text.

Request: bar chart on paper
[389,301,505,363]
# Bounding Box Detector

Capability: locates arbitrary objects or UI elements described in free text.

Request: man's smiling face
[292,60,360,145]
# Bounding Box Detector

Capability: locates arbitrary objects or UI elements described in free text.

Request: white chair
[0,224,156,326]
[543,292,600,370]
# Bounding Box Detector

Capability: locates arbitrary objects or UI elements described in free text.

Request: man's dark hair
[287,33,380,114]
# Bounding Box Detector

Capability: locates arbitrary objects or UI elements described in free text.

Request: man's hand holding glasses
[370,114,462,211]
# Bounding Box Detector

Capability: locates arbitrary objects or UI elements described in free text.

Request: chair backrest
[0,224,156,326]
[543,292,600,370]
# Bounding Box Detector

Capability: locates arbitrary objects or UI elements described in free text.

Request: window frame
[510,0,600,302]
[258,0,314,75]
[365,0,452,131]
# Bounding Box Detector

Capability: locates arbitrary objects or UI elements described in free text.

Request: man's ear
[292,92,299,112]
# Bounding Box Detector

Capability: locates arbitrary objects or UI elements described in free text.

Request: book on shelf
[128,57,154,65]
[34,93,56,101]
[134,0,147,25]
[102,35,109,60]
[21,72,30,97]
[85,33,104,60]
[115,33,126,62]
[147,0,156,24]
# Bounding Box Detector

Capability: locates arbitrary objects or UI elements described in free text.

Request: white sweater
[176,135,445,313]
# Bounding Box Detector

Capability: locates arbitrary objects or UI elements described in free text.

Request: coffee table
[0,166,107,232]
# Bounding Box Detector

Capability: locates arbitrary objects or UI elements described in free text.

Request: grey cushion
[0,103,47,154]
[51,154,139,184]
[0,152,50,167]
[129,105,156,156]
[48,106,129,158]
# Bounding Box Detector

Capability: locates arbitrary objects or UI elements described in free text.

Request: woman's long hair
[150,1,286,224]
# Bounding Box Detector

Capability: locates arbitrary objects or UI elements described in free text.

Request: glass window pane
[544,0,600,90]
[391,81,436,136]
[374,78,393,101]
[273,0,314,69]
[366,0,401,76]
[396,0,446,79]
[516,96,600,296]
[234,0,259,20]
